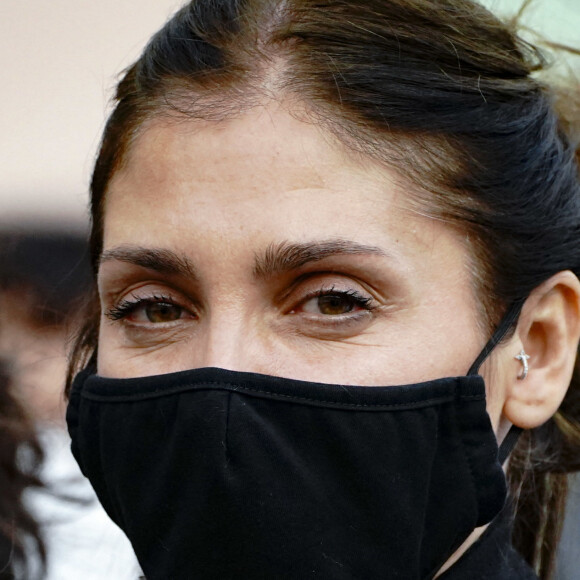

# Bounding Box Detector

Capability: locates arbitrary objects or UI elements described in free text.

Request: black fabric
[498,425,524,464]
[440,503,538,579]
[68,367,507,580]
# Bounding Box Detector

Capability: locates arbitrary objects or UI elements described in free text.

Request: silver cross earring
[514,349,530,380]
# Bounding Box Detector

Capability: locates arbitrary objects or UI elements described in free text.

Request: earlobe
[502,271,580,430]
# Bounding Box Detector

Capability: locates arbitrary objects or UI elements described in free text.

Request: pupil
[146,302,181,323]
[318,295,353,315]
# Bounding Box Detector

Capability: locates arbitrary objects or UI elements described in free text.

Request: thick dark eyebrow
[99,246,198,280]
[253,240,388,278]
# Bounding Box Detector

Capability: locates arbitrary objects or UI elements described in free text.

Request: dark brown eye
[296,288,375,317]
[316,294,356,315]
[145,302,183,323]
[106,294,196,325]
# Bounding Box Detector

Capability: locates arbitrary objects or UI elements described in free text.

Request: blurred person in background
[0,230,140,579]
[0,358,45,579]
[0,232,91,426]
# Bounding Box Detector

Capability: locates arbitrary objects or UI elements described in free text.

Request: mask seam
[418,410,439,578]
[456,429,478,509]
[80,383,467,409]
[434,403,481,572]
[224,390,231,467]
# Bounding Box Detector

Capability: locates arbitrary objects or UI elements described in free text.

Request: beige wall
[1,0,578,227]
[0,0,181,226]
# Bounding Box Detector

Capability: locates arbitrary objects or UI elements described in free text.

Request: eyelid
[106,293,177,321]
[277,272,380,307]
[103,285,198,323]
[97,260,200,306]
[285,290,381,339]
[291,287,377,313]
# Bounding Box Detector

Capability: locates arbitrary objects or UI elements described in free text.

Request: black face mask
[67,305,523,580]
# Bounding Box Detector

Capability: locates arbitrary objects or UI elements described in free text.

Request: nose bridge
[200,307,263,373]
[203,315,245,370]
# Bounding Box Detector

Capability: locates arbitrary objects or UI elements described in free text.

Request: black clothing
[441,505,538,579]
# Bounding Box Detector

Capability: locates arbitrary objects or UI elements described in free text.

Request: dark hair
[0,360,45,578]
[68,1,580,577]
[0,231,92,329]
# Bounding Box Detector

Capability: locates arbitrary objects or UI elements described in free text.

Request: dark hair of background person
[0,231,92,330]
[66,1,580,577]
[0,231,93,426]
[0,359,45,579]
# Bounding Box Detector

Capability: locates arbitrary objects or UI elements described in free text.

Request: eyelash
[105,287,377,324]
[105,293,183,321]
[297,287,376,312]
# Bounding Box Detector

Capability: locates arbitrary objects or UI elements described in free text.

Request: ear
[502,271,580,430]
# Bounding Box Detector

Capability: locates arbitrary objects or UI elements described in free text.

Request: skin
[100,104,486,386]
[96,101,580,574]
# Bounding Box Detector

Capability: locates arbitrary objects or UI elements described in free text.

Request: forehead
[102,104,465,274]
[110,105,398,205]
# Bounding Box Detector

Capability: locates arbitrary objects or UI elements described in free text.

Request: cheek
[96,322,153,379]
[97,323,122,377]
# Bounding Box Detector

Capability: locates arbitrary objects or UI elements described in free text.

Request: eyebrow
[253,239,388,278]
[99,240,387,281]
[99,246,198,280]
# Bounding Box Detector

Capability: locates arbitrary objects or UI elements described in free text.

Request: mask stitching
[224,390,232,467]
[80,382,481,410]
[433,402,482,571]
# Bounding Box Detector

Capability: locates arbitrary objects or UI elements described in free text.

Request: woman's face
[98,103,500,416]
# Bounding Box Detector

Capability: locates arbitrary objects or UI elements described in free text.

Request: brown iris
[316,295,356,315]
[145,302,183,323]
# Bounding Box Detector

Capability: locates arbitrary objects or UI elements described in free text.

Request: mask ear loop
[466,299,526,464]
[467,300,525,376]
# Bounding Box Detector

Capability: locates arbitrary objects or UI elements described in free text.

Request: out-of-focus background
[0,0,578,578]
[0,0,578,227]
[1,4,183,578]
[0,0,183,227]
